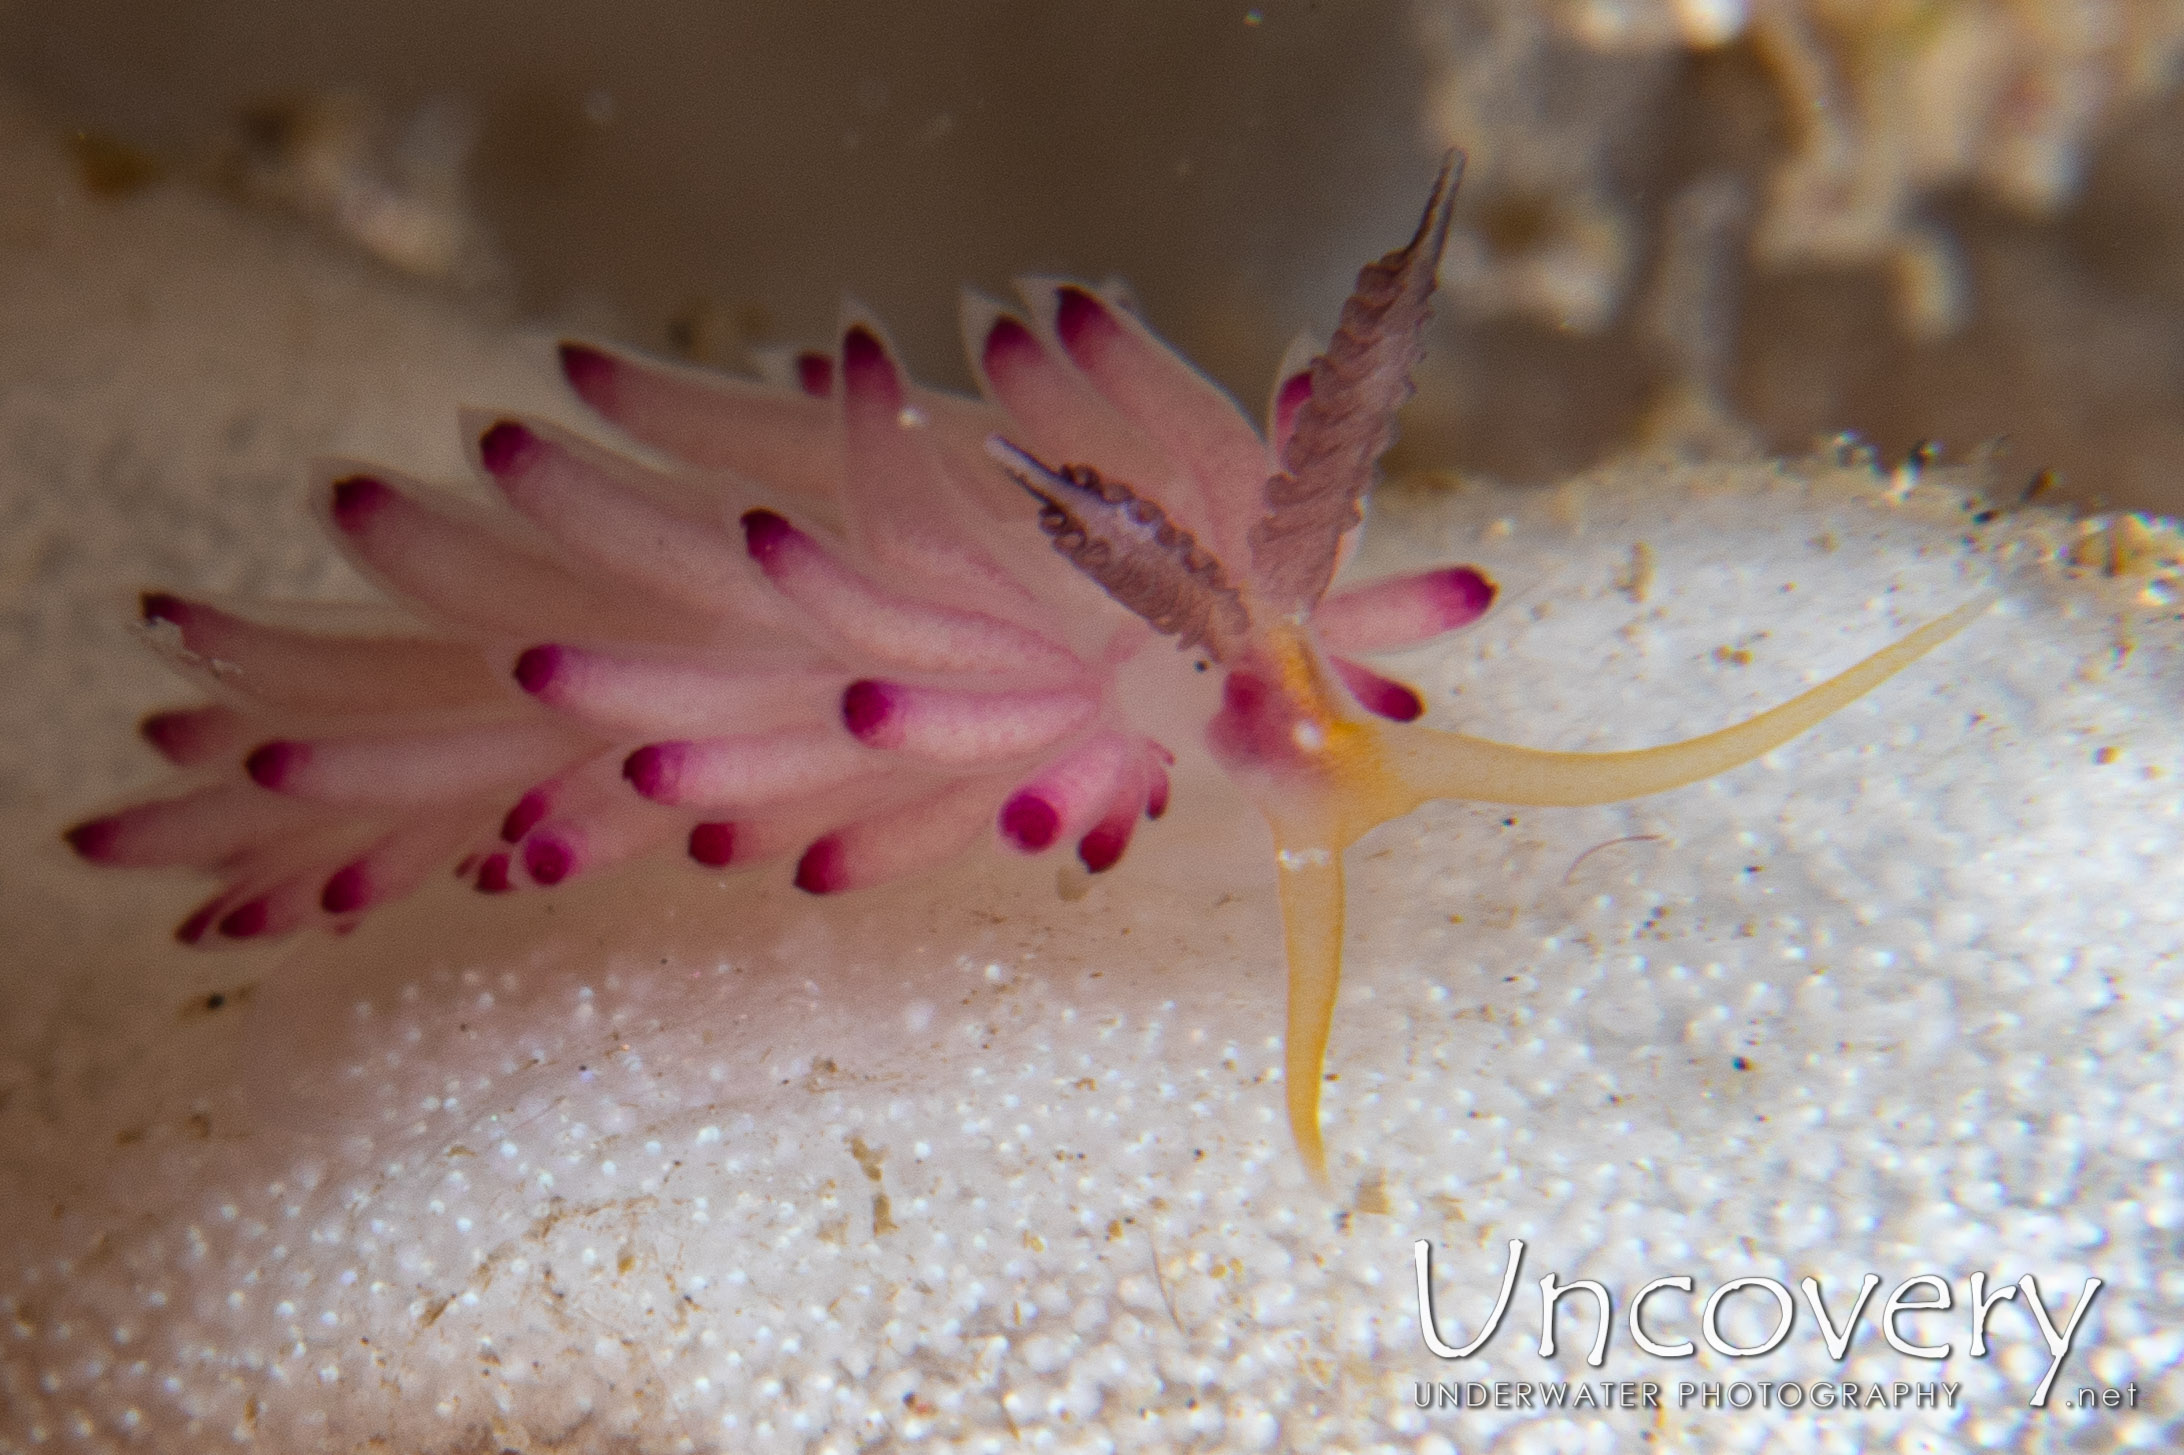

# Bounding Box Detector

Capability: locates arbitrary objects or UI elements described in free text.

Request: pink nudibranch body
[69,155,1986,1180]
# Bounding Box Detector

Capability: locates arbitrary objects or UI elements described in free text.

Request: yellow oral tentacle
[1369,595,1993,813]
[1271,839,1345,1187]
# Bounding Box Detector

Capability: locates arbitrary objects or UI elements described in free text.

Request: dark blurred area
[4,0,2182,511]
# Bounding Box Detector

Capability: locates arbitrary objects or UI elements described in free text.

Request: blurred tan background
[4,0,2182,510]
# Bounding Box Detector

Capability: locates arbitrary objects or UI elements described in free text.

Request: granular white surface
[1,94,2180,1453]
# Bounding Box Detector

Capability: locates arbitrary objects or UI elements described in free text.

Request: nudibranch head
[70,153,1984,1181]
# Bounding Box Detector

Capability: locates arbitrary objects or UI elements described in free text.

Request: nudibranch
[68,155,1985,1180]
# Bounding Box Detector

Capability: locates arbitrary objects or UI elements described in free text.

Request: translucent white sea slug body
[67,157,1985,1176]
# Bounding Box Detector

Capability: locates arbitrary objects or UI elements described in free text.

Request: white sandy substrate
[1,94,2180,1454]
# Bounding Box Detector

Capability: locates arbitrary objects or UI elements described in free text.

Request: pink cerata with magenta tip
[67,155,1986,1179]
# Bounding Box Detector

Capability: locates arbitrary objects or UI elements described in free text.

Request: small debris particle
[180,984,254,1020]
[667,295,772,366]
[1549,481,1586,530]
[2069,514,2167,578]
[1564,834,1664,883]
[1614,541,1655,603]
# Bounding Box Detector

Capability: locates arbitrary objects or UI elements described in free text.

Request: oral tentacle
[1269,835,1346,1187]
[246,720,591,807]
[138,592,501,713]
[1223,603,1990,858]
[1366,596,1994,817]
[1313,565,1498,655]
[558,341,842,503]
[741,508,1078,681]
[840,679,1099,766]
